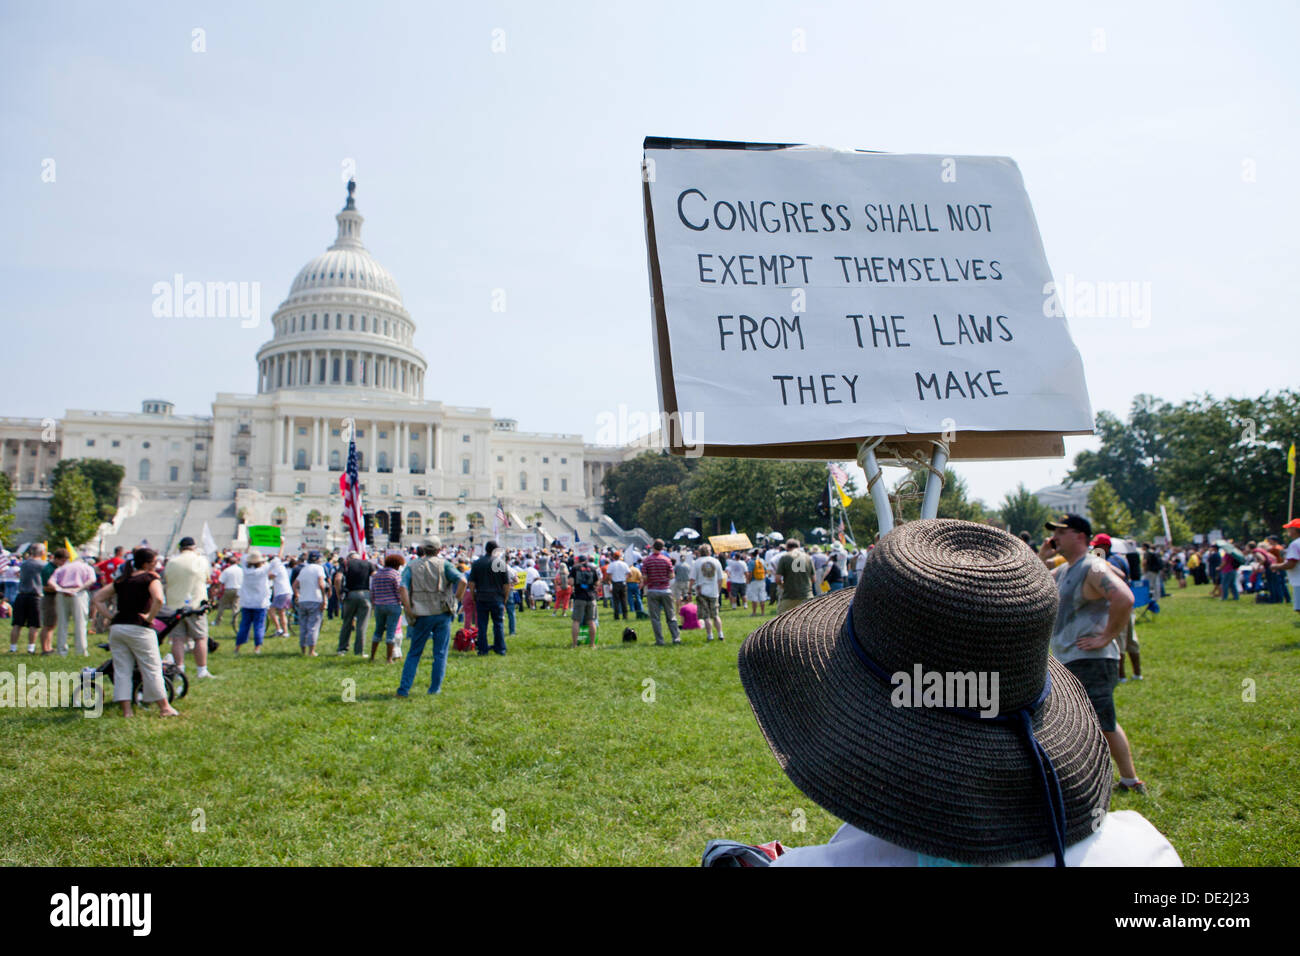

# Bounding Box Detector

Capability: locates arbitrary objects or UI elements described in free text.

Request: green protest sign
[247,525,282,548]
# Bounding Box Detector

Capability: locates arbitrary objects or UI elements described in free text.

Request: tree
[50,458,124,522]
[686,458,827,537]
[0,472,20,549]
[1155,391,1299,538]
[635,484,691,538]
[46,469,101,548]
[998,483,1053,538]
[1068,396,1168,516]
[602,452,690,528]
[1138,496,1194,546]
[1086,478,1134,537]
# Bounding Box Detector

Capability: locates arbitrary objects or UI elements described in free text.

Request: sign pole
[919,441,950,521]
[859,440,893,537]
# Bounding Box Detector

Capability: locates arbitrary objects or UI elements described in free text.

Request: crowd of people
[3,514,1295,726]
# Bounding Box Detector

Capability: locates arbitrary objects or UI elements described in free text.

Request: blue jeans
[475,599,506,654]
[397,613,452,695]
[506,598,517,636]
[1220,570,1239,600]
[627,582,644,616]
[372,604,402,645]
[3,581,17,602]
[298,601,323,648]
[236,607,268,647]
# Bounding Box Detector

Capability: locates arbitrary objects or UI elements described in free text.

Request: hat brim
[738,589,1113,864]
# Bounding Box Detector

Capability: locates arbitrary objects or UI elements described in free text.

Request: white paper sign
[645,146,1094,446]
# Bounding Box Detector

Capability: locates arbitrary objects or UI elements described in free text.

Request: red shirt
[641,552,674,592]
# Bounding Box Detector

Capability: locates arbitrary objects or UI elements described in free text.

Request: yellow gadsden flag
[1289,442,1296,476]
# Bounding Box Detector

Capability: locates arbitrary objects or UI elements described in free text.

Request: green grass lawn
[2,585,1297,865]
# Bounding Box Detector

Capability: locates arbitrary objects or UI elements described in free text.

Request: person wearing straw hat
[1041,514,1147,795]
[736,519,1179,866]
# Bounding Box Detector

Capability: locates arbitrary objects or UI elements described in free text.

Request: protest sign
[642,138,1093,460]
[247,525,282,548]
[708,532,753,554]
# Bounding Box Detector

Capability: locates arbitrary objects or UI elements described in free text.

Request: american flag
[495,499,508,532]
[340,438,366,558]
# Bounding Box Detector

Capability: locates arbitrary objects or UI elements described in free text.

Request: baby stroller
[88,602,211,706]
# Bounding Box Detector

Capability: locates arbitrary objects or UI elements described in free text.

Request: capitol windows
[561,478,568,492]
[462,434,470,443]
[330,449,341,470]
[349,315,355,330]
[332,358,341,383]
[295,449,307,470]
[519,472,527,491]
[560,458,567,465]
[543,478,549,492]
[438,512,454,536]
[467,512,485,531]
[298,426,307,436]
[362,316,368,332]
[85,439,94,447]
[237,454,247,467]
[319,357,327,381]
[139,460,151,482]
[461,457,470,475]
[312,314,317,330]
[169,465,180,482]
[496,476,503,490]
[271,507,287,527]
[335,315,342,330]
[378,451,389,472]
[405,512,421,537]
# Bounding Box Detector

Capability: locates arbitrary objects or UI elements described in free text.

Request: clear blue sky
[3,0,1295,507]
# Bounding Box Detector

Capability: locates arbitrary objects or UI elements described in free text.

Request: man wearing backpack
[774,540,815,614]
[397,536,467,696]
[570,555,601,649]
[691,544,726,642]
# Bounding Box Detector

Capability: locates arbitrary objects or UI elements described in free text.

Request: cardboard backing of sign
[641,136,1091,462]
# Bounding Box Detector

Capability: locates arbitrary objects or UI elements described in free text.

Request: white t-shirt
[608,560,629,583]
[1286,538,1300,584]
[771,811,1181,867]
[530,578,550,600]
[691,556,724,598]
[854,550,869,572]
[219,564,244,590]
[239,558,279,609]
[726,558,749,584]
[296,563,327,604]
[270,562,292,597]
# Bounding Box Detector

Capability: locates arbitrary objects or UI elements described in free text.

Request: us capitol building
[3,183,644,553]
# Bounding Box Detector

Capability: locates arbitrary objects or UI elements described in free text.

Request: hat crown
[853,520,1057,712]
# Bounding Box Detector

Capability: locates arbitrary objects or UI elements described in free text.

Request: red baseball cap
[1090,533,1112,548]
[1284,519,1300,529]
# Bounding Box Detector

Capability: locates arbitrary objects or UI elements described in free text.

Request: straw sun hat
[738,519,1112,865]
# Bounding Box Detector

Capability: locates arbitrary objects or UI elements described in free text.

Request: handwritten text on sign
[645,148,1093,446]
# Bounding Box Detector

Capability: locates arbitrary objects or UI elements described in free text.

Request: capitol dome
[255,181,428,399]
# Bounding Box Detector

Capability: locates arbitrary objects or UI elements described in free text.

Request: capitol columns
[369,419,378,473]
[427,424,434,474]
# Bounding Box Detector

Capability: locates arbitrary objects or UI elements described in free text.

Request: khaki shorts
[777,596,810,615]
[571,599,597,626]
[217,589,240,611]
[40,592,57,626]
[162,607,208,647]
[1117,614,1139,654]
[697,594,719,619]
[672,581,691,601]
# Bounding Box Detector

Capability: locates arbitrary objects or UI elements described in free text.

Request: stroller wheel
[132,673,176,706]
[170,667,189,700]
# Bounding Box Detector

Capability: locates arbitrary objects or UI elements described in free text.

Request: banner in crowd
[642,138,1094,459]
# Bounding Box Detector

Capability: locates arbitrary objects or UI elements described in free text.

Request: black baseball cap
[1044,514,1092,538]
[178,536,196,549]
